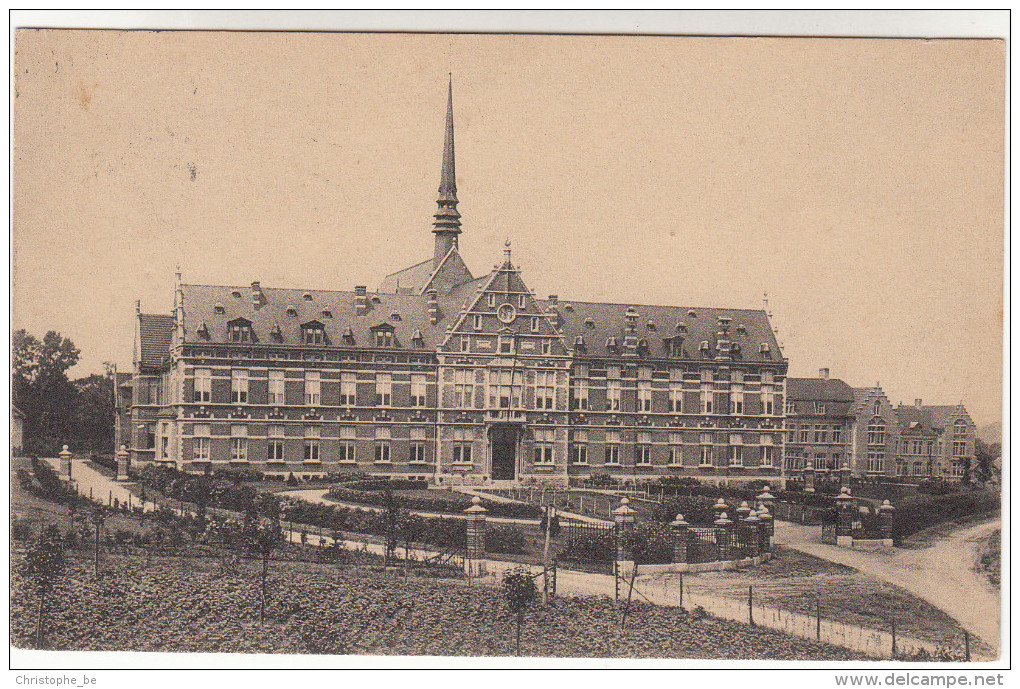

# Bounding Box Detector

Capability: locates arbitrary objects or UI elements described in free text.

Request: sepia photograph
[8,11,1008,677]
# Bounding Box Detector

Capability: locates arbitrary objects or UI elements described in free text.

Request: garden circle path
[775,517,1001,653]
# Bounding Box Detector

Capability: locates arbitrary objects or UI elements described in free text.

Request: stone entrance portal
[489,424,518,481]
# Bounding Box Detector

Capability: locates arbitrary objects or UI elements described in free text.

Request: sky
[12,31,1004,425]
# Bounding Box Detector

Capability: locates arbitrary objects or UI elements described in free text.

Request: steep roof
[378,258,435,295]
[545,299,783,364]
[787,377,855,402]
[896,403,971,435]
[138,314,175,369]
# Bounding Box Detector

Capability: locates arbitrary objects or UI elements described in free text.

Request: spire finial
[504,239,512,262]
[433,77,462,266]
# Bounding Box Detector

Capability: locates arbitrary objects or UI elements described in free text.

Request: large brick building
[119,84,790,487]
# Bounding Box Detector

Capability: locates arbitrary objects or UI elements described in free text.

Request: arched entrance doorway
[489,424,519,481]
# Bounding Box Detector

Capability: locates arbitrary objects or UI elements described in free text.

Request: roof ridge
[543,298,767,314]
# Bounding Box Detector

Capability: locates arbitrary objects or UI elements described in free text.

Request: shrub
[327,484,542,519]
[560,529,614,563]
[650,496,718,525]
[624,522,674,564]
[485,525,528,554]
[588,472,616,488]
[893,490,1000,542]
[502,567,537,656]
[285,473,300,487]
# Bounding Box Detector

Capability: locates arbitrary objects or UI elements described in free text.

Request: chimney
[426,290,440,324]
[251,281,266,309]
[355,286,368,316]
[915,398,923,409]
[548,295,558,305]
[819,367,830,380]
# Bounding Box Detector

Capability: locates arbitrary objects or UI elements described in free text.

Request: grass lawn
[10,552,867,659]
[977,529,1000,589]
[649,546,988,658]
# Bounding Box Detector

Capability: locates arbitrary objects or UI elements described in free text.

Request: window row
[786,424,845,444]
[192,369,427,407]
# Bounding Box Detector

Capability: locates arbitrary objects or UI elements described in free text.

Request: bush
[915,479,961,496]
[285,473,300,487]
[90,453,118,472]
[326,484,542,520]
[893,490,1000,542]
[560,529,615,563]
[484,525,528,554]
[624,522,674,564]
[588,472,616,488]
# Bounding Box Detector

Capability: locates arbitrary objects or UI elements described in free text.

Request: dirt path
[776,517,1001,652]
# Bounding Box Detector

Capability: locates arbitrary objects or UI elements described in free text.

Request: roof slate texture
[895,404,971,435]
[787,377,855,402]
[138,314,175,369]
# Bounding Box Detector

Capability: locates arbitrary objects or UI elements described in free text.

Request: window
[950,460,966,478]
[668,432,683,465]
[231,369,249,404]
[700,384,713,414]
[339,372,356,406]
[302,325,325,345]
[453,368,474,408]
[304,425,320,462]
[912,460,924,477]
[699,432,714,467]
[867,451,884,474]
[375,330,394,347]
[194,368,211,403]
[473,314,482,330]
[488,293,497,308]
[460,336,470,353]
[534,428,555,465]
[832,428,842,444]
[536,371,555,410]
[374,426,391,463]
[953,420,967,456]
[230,425,248,462]
[147,378,160,405]
[489,369,523,409]
[573,365,589,410]
[338,426,356,463]
[531,317,540,333]
[410,427,427,463]
[605,431,620,465]
[731,384,744,414]
[499,336,513,354]
[375,373,392,407]
[814,402,826,414]
[452,427,472,464]
[636,431,652,465]
[571,430,588,464]
[541,340,551,355]
[729,434,743,467]
[410,373,427,406]
[873,400,881,416]
[668,369,683,413]
[785,398,796,415]
[814,425,827,444]
[700,368,714,383]
[268,424,284,462]
[304,370,321,406]
[953,440,967,457]
[760,436,774,467]
[228,321,252,342]
[518,294,526,309]
[637,366,652,412]
[761,389,774,415]
[268,370,285,405]
[912,440,924,455]
[193,424,210,461]
[762,370,774,385]
[799,427,809,443]
[787,425,797,443]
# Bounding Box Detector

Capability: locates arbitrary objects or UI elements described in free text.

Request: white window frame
[194,368,211,403]
[268,370,285,405]
[410,373,427,407]
[375,373,392,407]
[304,370,321,406]
[338,426,356,463]
[339,371,356,406]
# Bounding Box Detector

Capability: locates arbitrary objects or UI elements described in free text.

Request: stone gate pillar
[756,485,776,514]
[116,445,130,482]
[757,506,774,551]
[670,514,690,565]
[59,445,72,480]
[464,496,488,576]
[712,498,728,522]
[839,463,852,490]
[613,497,636,567]
[735,501,751,523]
[745,510,761,559]
[835,486,854,547]
[714,512,734,560]
[803,462,816,493]
[878,499,895,546]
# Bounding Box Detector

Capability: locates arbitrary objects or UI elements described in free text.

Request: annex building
[120,84,795,487]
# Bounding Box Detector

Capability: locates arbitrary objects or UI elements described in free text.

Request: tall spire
[433,75,462,266]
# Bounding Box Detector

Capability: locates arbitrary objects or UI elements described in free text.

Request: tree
[975,439,1001,484]
[246,520,283,625]
[13,330,81,455]
[71,372,115,454]
[23,526,66,649]
[501,567,537,656]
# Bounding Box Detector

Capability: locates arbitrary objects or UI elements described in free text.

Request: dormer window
[227,319,253,343]
[584,318,595,329]
[371,323,396,348]
[646,320,656,331]
[574,335,585,348]
[736,324,747,335]
[301,322,326,345]
[197,322,210,340]
[688,310,697,318]
[759,342,771,356]
[637,338,649,354]
[230,290,242,299]
[342,327,355,346]
[669,337,683,357]
[676,321,686,333]
[699,340,710,354]
[412,329,424,347]
[302,292,313,301]
[390,313,402,322]
[321,310,333,319]
[605,337,618,353]
[271,324,283,342]
[625,307,638,331]
[214,303,225,315]
[286,304,297,317]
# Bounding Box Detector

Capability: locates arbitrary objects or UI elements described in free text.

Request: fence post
[748,584,754,626]
[835,487,854,547]
[891,619,896,658]
[712,498,728,522]
[755,485,776,514]
[116,445,130,482]
[612,497,636,571]
[745,511,760,559]
[964,631,970,661]
[816,597,821,641]
[59,445,72,480]
[878,500,895,546]
[670,514,690,565]
[839,462,851,491]
[463,496,487,577]
[714,512,734,561]
[803,462,816,493]
[735,501,751,523]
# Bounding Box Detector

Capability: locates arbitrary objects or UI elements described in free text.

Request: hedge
[326,484,543,520]
[893,489,1000,543]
